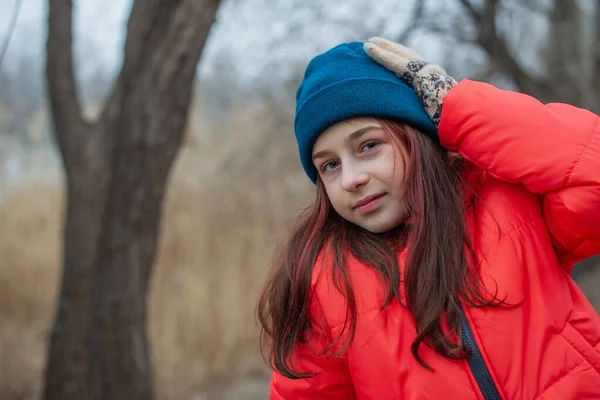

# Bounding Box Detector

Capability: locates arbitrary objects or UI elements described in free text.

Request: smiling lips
[354,193,385,214]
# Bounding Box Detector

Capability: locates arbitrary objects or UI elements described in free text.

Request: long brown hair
[257,119,499,379]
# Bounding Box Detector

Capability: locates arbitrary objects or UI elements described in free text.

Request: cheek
[323,184,343,210]
[324,186,353,220]
[378,150,406,184]
[391,149,409,184]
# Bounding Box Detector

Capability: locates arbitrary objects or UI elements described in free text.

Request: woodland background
[0,0,598,398]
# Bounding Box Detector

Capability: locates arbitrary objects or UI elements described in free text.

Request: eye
[321,160,340,173]
[361,141,380,152]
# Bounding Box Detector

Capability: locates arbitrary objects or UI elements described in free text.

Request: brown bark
[43,1,222,399]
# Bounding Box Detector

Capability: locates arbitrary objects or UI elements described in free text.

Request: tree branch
[503,0,551,17]
[46,0,88,163]
[104,0,221,148]
[97,0,223,211]
[456,0,555,101]
[102,0,217,115]
[545,0,593,106]
[151,0,221,93]
[478,0,499,41]
[457,0,482,22]
[0,0,22,69]
[421,20,475,44]
[394,0,428,44]
[119,0,179,80]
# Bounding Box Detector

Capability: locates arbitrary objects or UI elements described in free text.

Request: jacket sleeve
[438,79,600,270]
[269,291,355,400]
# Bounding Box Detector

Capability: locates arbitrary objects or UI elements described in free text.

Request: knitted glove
[364,37,456,127]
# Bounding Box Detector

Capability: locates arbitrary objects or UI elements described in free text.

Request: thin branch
[483,34,554,100]
[0,0,22,69]
[545,0,590,106]
[395,0,428,43]
[475,0,499,50]
[503,0,551,17]
[456,0,555,101]
[421,20,475,44]
[457,0,482,22]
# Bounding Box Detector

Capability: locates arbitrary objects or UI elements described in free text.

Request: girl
[257,37,600,399]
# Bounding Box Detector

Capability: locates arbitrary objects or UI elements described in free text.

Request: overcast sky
[0,0,449,84]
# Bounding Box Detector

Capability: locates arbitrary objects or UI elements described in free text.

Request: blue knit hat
[294,41,438,183]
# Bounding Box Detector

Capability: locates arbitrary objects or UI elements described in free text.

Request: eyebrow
[312,125,381,161]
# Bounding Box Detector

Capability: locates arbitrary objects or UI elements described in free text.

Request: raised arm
[365,37,600,269]
[438,79,600,268]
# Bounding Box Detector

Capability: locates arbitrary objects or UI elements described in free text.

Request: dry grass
[0,183,62,400]
[0,102,313,399]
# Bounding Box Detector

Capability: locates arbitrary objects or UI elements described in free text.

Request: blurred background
[0,0,599,399]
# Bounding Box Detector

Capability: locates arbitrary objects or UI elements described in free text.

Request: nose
[341,163,369,192]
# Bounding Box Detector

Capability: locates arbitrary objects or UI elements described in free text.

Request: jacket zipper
[460,314,501,400]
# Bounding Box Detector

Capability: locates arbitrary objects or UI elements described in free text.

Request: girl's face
[312,117,410,233]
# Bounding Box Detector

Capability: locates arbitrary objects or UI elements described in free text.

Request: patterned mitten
[364,37,457,126]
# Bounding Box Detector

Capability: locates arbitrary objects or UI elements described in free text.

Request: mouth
[354,193,385,214]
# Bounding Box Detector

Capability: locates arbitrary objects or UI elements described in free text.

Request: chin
[360,218,404,233]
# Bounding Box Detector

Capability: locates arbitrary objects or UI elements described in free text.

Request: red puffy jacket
[270,80,600,399]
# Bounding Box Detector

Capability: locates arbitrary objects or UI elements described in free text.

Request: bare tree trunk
[43,1,222,399]
[43,2,104,398]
